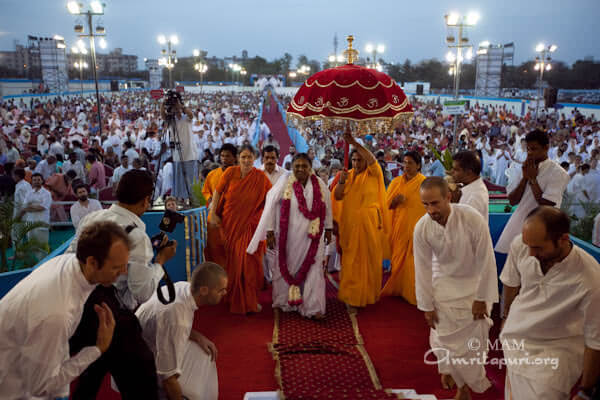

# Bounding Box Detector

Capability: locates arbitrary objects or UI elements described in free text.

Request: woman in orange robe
[202,144,237,268]
[332,132,390,309]
[208,145,272,314]
[380,151,426,304]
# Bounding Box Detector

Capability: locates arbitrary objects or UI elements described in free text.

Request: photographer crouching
[67,169,177,399]
[161,91,199,206]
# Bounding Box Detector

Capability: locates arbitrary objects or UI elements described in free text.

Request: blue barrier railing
[2,87,150,100]
[252,96,264,147]
[272,93,309,153]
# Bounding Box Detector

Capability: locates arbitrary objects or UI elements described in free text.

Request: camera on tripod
[163,89,183,121]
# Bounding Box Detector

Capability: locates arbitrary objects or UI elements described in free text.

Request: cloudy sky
[1,0,599,67]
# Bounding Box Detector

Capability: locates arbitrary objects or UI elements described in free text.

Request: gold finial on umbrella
[343,35,359,64]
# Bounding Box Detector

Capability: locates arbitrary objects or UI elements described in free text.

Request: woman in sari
[209,144,272,314]
[380,151,426,304]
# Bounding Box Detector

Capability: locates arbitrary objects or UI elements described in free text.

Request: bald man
[500,206,600,399]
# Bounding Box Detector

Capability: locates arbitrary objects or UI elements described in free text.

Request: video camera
[151,209,185,251]
[163,89,183,121]
[150,209,185,305]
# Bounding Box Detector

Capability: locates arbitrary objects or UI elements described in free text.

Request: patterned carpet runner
[270,279,399,399]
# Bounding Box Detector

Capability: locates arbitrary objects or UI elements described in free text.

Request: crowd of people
[0,88,600,399]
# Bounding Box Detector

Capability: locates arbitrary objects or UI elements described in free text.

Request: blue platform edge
[1,210,598,300]
[0,207,208,300]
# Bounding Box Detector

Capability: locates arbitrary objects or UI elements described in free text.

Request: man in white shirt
[67,170,177,400]
[161,95,199,201]
[136,262,227,400]
[0,221,127,399]
[70,183,103,229]
[414,177,498,400]
[495,130,570,254]
[450,151,489,222]
[500,207,600,400]
[12,168,31,218]
[111,154,132,189]
[34,154,57,180]
[62,151,87,183]
[282,145,296,170]
[19,173,52,259]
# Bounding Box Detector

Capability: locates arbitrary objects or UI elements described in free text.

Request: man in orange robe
[332,132,390,309]
[202,144,237,268]
[380,151,426,304]
[208,146,271,314]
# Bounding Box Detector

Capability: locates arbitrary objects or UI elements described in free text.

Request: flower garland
[278,173,326,306]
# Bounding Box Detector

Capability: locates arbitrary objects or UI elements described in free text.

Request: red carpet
[271,281,397,400]
[358,295,505,399]
[262,94,292,164]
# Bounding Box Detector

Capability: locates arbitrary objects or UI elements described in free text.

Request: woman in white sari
[247,153,333,318]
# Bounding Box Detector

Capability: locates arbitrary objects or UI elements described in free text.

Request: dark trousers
[69,285,159,400]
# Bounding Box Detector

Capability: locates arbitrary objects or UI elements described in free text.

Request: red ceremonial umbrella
[286,35,414,167]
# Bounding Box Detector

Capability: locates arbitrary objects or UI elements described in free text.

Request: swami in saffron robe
[203,167,226,268]
[216,166,272,314]
[332,162,390,307]
[380,173,426,304]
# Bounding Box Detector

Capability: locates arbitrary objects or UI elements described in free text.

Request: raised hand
[94,302,115,353]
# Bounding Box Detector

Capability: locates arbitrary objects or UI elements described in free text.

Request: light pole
[67,0,106,136]
[158,35,178,89]
[192,48,208,89]
[365,43,385,70]
[534,43,557,118]
[445,11,478,146]
[229,63,241,85]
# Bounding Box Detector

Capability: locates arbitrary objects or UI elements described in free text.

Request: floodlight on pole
[170,35,178,45]
[67,1,81,14]
[377,44,385,53]
[365,44,373,53]
[328,55,335,62]
[158,35,166,45]
[479,41,490,48]
[193,49,200,57]
[536,43,545,52]
[466,11,480,26]
[445,12,460,26]
[549,44,557,52]
[98,37,106,49]
[90,0,103,13]
[72,46,79,54]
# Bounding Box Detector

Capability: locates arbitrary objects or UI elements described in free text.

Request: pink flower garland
[278,174,326,306]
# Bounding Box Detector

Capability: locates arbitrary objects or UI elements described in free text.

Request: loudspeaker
[110,80,119,92]
[416,84,424,95]
[544,88,558,108]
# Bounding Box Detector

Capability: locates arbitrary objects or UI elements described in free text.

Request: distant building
[96,48,138,74]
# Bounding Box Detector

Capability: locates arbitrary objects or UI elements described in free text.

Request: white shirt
[13,179,32,216]
[459,177,489,222]
[495,158,570,253]
[593,214,600,247]
[66,204,164,310]
[23,187,52,225]
[34,160,56,180]
[0,254,101,399]
[124,148,139,162]
[171,115,199,162]
[500,234,600,391]
[413,204,499,312]
[136,282,198,380]
[111,165,132,186]
[259,164,285,185]
[62,160,87,182]
[282,154,294,169]
[69,198,103,229]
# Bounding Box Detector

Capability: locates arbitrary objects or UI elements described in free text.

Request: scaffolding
[475,42,514,97]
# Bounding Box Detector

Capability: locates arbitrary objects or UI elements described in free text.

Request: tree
[0,198,50,272]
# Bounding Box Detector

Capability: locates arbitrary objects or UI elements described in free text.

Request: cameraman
[67,169,177,400]
[160,92,199,203]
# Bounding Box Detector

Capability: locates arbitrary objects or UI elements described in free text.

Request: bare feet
[441,374,456,389]
[347,305,359,314]
[256,304,262,312]
[313,313,325,320]
[454,385,472,400]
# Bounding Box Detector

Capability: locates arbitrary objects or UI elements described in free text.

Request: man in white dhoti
[495,129,570,254]
[136,262,228,400]
[248,153,333,319]
[500,206,600,400]
[414,177,499,400]
[450,151,489,222]
[0,221,128,399]
[258,144,286,283]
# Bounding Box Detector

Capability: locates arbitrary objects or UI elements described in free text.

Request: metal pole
[88,12,103,136]
[536,50,544,121]
[452,24,463,148]
[79,59,83,95]
[168,42,173,89]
